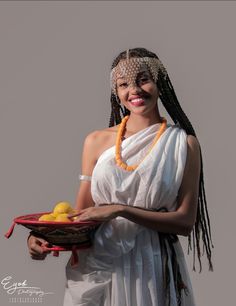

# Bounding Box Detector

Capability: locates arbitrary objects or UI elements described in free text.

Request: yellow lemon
[38,214,56,221]
[53,201,73,214]
[55,213,72,222]
[50,212,60,218]
[69,208,77,213]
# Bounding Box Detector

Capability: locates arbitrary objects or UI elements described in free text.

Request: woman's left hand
[68,204,123,222]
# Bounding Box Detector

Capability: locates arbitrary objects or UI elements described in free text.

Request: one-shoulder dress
[63,123,196,306]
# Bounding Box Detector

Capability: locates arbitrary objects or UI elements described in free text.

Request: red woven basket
[5,212,102,266]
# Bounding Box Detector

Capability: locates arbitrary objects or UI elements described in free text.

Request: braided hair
[109,47,214,272]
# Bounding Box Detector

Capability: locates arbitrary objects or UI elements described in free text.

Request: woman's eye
[139,77,149,82]
[136,77,149,85]
[119,83,128,88]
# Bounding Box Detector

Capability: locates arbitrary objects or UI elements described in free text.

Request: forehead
[116,60,151,81]
[116,70,150,81]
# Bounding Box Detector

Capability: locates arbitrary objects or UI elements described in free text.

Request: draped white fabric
[63,123,196,306]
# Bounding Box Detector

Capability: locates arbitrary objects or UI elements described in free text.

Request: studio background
[1,1,234,305]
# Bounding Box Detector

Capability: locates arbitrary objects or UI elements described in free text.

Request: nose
[129,82,142,92]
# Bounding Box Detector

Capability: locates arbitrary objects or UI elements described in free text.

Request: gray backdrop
[1,1,234,305]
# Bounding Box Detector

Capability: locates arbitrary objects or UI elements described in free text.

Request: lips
[129,97,145,106]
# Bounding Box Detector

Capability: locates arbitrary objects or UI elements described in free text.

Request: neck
[125,111,163,134]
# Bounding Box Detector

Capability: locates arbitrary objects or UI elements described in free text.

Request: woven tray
[5,212,102,266]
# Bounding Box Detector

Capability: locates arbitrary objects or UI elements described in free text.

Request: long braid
[158,72,214,271]
[109,93,129,127]
[108,48,214,273]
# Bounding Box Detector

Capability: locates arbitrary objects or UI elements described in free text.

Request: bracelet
[79,174,92,181]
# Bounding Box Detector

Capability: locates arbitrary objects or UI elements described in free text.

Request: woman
[27,47,213,306]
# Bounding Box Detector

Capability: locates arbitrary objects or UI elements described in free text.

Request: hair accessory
[110,56,168,95]
[115,116,167,171]
[126,49,130,60]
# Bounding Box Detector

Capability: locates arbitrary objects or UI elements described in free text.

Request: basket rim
[13,212,102,227]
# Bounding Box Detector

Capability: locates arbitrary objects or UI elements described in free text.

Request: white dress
[63,123,196,306]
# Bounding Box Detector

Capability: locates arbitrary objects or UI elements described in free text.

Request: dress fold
[63,123,196,306]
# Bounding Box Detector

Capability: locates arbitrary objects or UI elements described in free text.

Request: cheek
[117,90,128,102]
[144,84,159,96]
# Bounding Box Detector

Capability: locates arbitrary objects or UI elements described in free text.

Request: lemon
[39,214,56,221]
[38,201,75,222]
[53,201,73,214]
[55,213,71,222]
[50,212,60,218]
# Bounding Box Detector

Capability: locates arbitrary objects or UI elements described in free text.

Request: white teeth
[131,98,144,102]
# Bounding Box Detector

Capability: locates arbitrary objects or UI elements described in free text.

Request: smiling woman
[27,47,214,306]
[118,71,157,107]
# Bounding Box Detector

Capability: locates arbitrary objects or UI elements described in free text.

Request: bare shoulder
[83,125,119,161]
[185,135,201,173]
[186,135,201,157]
[76,126,119,210]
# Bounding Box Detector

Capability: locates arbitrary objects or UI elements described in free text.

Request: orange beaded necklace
[115,115,167,171]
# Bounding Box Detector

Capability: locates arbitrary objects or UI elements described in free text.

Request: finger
[30,241,46,255]
[41,244,52,254]
[36,238,52,250]
[30,254,47,260]
[29,249,47,257]
[36,237,50,246]
[67,212,82,219]
[77,213,92,221]
[29,250,50,259]
[68,208,90,219]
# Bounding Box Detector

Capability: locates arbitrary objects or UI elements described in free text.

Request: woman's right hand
[27,235,51,260]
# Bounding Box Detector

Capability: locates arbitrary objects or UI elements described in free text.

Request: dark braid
[109,47,214,273]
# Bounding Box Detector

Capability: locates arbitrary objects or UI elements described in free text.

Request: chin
[130,109,150,116]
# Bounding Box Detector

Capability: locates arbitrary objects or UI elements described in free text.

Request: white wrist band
[79,174,92,181]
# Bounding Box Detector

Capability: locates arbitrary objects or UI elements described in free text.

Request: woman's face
[116,65,159,116]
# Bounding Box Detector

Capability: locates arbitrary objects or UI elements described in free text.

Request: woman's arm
[74,131,99,211]
[27,131,99,259]
[72,135,201,237]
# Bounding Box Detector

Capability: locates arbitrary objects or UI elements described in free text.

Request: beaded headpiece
[110,49,168,95]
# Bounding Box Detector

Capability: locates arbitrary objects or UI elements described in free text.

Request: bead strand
[115,116,167,171]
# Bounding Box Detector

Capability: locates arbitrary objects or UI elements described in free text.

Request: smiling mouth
[129,98,145,106]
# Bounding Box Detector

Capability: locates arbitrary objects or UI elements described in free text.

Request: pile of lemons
[38,201,78,222]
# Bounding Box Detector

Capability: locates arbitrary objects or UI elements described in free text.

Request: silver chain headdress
[110,49,168,95]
